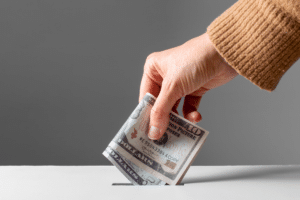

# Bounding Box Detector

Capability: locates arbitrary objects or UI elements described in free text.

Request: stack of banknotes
[103,93,209,185]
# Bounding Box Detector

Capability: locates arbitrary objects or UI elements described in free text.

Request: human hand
[139,33,238,140]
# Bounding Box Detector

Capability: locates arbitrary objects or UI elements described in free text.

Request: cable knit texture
[207,0,300,91]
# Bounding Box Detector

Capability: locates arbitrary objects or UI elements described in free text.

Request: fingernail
[148,126,160,140]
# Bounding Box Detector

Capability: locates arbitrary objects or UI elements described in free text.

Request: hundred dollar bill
[103,93,209,185]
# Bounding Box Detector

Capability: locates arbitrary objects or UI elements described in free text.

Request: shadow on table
[183,166,300,184]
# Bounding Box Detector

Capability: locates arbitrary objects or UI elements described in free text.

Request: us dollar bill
[103,146,165,185]
[103,93,209,185]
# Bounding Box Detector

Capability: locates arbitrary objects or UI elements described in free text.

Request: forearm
[207,0,300,91]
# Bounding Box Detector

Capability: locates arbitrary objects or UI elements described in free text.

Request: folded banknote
[103,93,209,185]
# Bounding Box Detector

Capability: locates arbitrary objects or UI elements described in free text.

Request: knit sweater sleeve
[207,0,300,91]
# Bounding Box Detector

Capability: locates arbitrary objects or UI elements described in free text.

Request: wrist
[204,33,236,74]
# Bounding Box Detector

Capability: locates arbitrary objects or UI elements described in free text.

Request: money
[103,93,209,185]
[103,146,165,185]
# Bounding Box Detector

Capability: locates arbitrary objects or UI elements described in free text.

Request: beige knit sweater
[207,0,300,91]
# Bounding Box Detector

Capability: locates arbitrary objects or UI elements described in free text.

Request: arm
[139,0,300,140]
[207,0,300,91]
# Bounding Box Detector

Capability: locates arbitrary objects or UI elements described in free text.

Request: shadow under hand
[183,165,300,184]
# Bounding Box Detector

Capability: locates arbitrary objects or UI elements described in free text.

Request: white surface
[0,166,300,200]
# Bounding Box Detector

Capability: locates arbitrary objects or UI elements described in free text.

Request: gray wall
[0,0,299,165]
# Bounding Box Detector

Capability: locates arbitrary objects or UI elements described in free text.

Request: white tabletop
[0,165,299,200]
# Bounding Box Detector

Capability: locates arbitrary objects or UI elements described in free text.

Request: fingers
[139,73,160,102]
[183,95,202,123]
[139,53,163,102]
[148,80,181,140]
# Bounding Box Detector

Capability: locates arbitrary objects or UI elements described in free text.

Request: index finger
[139,73,161,102]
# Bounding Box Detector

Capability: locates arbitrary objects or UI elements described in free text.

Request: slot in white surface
[0,166,299,200]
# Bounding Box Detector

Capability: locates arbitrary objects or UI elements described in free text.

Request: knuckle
[151,107,167,120]
[144,52,158,70]
[162,79,184,100]
[163,79,177,92]
[146,52,158,62]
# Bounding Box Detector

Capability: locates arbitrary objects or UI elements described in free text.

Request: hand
[139,33,238,140]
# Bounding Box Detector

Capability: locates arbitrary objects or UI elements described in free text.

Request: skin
[139,33,238,140]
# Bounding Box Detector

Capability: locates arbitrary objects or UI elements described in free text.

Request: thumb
[148,81,181,140]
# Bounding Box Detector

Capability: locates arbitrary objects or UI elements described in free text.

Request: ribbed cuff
[207,0,300,91]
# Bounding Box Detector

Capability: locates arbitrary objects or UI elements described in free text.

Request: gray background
[0,0,299,165]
